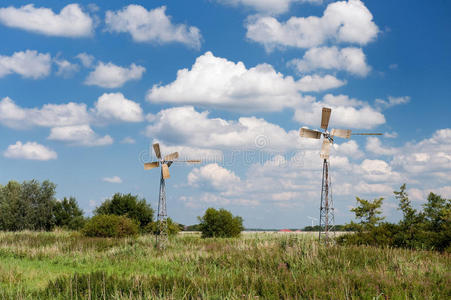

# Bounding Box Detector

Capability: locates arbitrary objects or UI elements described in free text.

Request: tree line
[338,184,451,252]
[0,180,244,238]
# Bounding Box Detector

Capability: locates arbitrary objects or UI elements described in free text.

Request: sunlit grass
[0,231,449,299]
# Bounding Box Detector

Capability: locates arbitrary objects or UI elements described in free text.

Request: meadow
[0,231,449,299]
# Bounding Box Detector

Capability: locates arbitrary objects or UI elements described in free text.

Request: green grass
[0,231,449,299]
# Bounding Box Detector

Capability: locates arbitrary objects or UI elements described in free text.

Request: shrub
[82,215,138,238]
[198,208,243,238]
[145,218,180,235]
[94,193,153,230]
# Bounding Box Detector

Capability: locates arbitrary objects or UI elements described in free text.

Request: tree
[198,208,244,238]
[94,193,153,230]
[54,197,85,230]
[20,180,56,231]
[351,197,385,230]
[394,184,418,226]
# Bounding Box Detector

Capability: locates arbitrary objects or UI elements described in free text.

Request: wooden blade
[331,129,351,139]
[144,161,159,170]
[320,139,331,159]
[300,128,322,139]
[164,152,179,161]
[351,133,383,136]
[162,163,170,179]
[321,107,332,130]
[153,143,161,159]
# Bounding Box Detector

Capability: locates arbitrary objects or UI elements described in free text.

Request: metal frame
[156,168,168,249]
[319,158,335,243]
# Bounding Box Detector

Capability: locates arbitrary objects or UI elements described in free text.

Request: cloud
[76,53,95,68]
[105,5,202,49]
[375,96,410,110]
[0,97,89,129]
[294,94,385,129]
[102,176,122,183]
[121,137,136,144]
[48,125,113,146]
[289,46,371,76]
[366,137,398,156]
[0,4,93,37]
[246,0,378,50]
[215,0,322,15]
[188,163,240,190]
[145,106,309,152]
[147,51,316,112]
[3,141,57,160]
[297,74,346,92]
[92,93,144,122]
[0,50,51,79]
[85,62,145,88]
[54,59,79,78]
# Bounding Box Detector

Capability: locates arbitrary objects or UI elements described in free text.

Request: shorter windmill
[307,216,318,228]
[300,107,382,242]
[144,143,200,249]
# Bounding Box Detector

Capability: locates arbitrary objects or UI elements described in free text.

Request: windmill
[300,107,382,242]
[144,143,200,249]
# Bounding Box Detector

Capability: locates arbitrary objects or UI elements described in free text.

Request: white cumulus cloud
[92,93,143,122]
[0,4,93,37]
[48,125,113,146]
[3,141,57,160]
[0,50,51,79]
[246,0,378,50]
[105,5,202,49]
[85,62,145,88]
[289,46,371,76]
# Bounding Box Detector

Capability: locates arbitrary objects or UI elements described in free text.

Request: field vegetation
[0,231,449,299]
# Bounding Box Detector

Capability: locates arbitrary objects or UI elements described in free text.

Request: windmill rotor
[144,143,201,249]
[299,107,382,243]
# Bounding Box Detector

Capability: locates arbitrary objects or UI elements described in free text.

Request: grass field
[0,231,449,299]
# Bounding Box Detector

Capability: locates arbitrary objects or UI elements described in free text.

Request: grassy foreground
[0,231,449,299]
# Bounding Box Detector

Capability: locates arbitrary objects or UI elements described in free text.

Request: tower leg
[156,173,168,249]
[319,158,335,243]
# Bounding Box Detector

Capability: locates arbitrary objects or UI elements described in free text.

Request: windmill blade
[300,128,322,139]
[153,143,161,159]
[321,107,332,130]
[351,133,383,136]
[144,161,159,170]
[164,152,179,161]
[320,139,331,159]
[185,160,201,164]
[331,129,351,139]
[162,163,170,179]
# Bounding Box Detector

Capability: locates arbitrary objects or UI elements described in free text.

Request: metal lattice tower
[156,169,168,249]
[299,107,382,244]
[319,158,335,242]
[144,143,201,250]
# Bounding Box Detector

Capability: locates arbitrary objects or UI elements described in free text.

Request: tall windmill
[300,107,382,242]
[144,143,200,249]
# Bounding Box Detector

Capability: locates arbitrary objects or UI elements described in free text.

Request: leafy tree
[351,197,385,230]
[54,197,85,230]
[198,208,244,238]
[94,193,153,230]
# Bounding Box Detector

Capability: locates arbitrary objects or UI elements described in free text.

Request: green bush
[94,193,153,230]
[198,208,243,238]
[82,215,138,238]
[145,218,180,235]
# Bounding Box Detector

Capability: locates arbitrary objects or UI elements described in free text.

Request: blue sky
[0,0,450,228]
